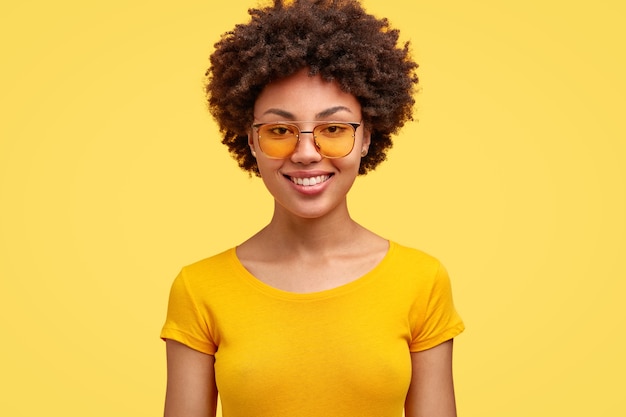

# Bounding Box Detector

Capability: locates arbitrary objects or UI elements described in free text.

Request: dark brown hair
[205,0,419,176]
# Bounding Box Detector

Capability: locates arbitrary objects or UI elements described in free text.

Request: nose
[290,131,323,164]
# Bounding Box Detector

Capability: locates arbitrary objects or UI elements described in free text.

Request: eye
[318,123,350,137]
[267,124,297,136]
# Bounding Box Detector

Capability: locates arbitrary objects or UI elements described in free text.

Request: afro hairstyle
[205,0,419,176]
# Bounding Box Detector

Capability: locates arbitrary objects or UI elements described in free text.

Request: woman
[161,1,464,416]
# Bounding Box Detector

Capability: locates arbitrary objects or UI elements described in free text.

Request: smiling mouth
[287,174,332,186]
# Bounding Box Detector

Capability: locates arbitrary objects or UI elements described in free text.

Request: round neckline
[229,240,396,301]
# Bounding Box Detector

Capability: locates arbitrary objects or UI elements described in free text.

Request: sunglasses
[252,121,361,159]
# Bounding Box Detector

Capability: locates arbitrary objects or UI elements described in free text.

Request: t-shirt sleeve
[160,268,217,355]
[409,262,464,352]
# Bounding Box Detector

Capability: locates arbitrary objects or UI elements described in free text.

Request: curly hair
[205,0,419,176]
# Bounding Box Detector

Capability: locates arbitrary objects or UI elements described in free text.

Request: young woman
[161,1,464,416]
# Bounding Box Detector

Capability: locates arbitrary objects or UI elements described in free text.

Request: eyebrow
[261,106,353,119]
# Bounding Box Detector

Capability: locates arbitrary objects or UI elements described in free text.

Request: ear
[360,128,371,157]
[248,130,257,158]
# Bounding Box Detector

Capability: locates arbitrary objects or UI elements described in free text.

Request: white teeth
[290,175,330,186]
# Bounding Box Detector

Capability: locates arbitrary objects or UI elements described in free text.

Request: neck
[259,200,363,254]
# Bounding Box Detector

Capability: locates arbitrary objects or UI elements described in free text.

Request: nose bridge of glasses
[296,127,315,137]
[294,128,322,156]
[294,125,318,147]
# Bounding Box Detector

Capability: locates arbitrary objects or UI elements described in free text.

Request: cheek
[334,154,363,174]
[255,157,283,179]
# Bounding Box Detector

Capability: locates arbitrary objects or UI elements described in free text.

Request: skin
[164,68,458,417]
[405,340,458,417]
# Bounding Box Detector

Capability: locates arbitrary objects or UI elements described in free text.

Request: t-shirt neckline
[229,240,396,301]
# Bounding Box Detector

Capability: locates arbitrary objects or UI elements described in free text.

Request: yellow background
[1,0,624,416]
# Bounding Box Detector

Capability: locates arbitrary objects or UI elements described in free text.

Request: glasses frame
[252,121,361,159]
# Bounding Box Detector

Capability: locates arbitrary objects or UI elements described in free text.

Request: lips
[286,174,332,186]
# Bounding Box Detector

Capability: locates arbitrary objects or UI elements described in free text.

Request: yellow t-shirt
[161,241,464,417]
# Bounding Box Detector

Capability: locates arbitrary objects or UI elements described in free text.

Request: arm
[164,339,218,417]
[405,339,457,417]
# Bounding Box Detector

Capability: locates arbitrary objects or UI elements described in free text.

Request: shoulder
[382,241,456,301]
[183,247,237,273]
[387,241,445,277]
[174,247,241,291]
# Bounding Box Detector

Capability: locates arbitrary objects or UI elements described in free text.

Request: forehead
[254,69,361,119]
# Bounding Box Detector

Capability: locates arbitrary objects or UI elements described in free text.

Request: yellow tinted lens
[258,124,298,158]
[313,123,355,157]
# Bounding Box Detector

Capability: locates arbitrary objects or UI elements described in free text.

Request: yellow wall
[1,1,624,415]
